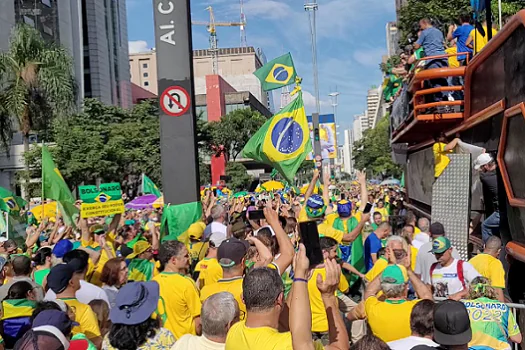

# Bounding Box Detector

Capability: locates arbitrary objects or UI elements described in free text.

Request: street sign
[160,86,190,117]
[153,0,200,206]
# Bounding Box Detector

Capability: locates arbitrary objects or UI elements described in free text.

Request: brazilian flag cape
[2,299,36,319]
[243,91,312,183]
[128,258,155,282]
[331,214,365,286]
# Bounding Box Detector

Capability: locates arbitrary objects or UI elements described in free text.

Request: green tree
[353,115,401,179]
[225,162,252,191]
[0,25,75,155]
[208,108,266,162]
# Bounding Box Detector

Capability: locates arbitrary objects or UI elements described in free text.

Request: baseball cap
[110,282,159,325]
[433,300,472,346]
[474,153,493,170]
[52,240,73,258]
[429,222,445,237]
[218,238,250,267]
[126,241,152,260]
[306,194,327,218]
[89,224,105,235]
[431,236,451,254]
[187,222,206,240]
[337,200,352,218]
[380,264,408,285]
[33,309,79,333]
[46,264,76,294]
[231,220,247,236]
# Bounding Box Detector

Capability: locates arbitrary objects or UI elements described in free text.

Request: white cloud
[241,0,293,20]
[302,90,330,109]
[128,40,151,54]
[353,48,386,67]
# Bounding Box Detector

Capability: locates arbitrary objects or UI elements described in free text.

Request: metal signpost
[152,0,200,205]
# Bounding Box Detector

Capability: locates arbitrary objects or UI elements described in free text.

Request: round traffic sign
[160,86,190,117]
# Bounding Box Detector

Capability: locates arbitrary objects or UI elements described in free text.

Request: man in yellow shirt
[466,21,498,54]
[468,236,505,302]
[153,240,202,339]
[47,262,102,348]
[187,222,208,266]
[200,237,249,320]
[365,262,433,343]
[432,133,457,179]
[194,236,223,289]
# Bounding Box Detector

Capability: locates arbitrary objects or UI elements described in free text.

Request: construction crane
[192,6,246,74]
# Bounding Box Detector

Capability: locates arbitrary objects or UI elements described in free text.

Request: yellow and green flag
[128,258,155,282]
[0,187,26,217]
[242,91,312,183]
[42,145,78,226]
[142,174,161,198]
[254,53,297,91]
[2,299,36,319]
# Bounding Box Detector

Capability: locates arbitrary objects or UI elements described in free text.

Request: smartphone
[249,210,265,220]
[212,189,217,196]
[363,202,373,214]
[299,221,324,267]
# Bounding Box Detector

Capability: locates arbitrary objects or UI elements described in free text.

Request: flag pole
[41,145,45,221]
[5,212,9,240]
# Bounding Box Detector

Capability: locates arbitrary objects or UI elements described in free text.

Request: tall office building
[0,0,84,102]
[366,86,382,129]
[82,0,131,108]
[353,114,366,141]
[343,129,354,175]
[386,22,400,57]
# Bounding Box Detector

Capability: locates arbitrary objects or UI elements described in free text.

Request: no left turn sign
[160,86,190,117]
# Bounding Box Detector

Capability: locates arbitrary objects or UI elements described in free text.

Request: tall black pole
[486,0,493,40]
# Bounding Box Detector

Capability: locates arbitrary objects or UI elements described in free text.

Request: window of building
[143,63,148,69]
[23,16,35,27]
[196,106,208,120]
[43,25,53,36]
[143,72,149,78]
[144,81,149,87]
[41,0,52,7]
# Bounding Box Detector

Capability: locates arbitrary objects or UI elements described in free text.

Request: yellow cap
[187,222,206,239]
[126,241,152,260]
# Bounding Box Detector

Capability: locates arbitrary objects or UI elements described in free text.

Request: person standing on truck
[474,153,500,243]
[433,133,457,178]
[446,14,474,66]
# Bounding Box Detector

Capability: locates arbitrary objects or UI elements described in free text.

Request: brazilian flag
[242,91,312,183]
[128,258,155,282]
[0,187,26,216]
[254,53,297,91]
[142,174,161,198]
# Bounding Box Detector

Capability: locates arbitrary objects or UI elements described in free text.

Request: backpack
[430,259,466,290]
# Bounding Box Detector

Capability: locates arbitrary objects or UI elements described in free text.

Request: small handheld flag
[242,91,312,183]
[142,174,161,198]
[254,53,297,91]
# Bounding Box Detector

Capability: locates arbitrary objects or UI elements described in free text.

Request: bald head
[485,236,502,256]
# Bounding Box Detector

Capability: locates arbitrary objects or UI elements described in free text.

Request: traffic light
[314,128,320,142]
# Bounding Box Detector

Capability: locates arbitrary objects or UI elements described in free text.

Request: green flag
[142,174,161,198]
[160,202,202,242]
[128,258,155,282]
[0,187,26,216]
[242,92,312,183]
[41,145,78,226]
[253,53,297,91]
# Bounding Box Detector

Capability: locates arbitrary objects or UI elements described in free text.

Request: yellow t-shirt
[188,242,208,263]
[446,46,460,68]
[469,26,498,54]
[412,226,422,240]
[410,246,418,271]
[195,258,223,289]
[468,253,505,289]
[308,267,349,332]
[61,298,101,339]
[153,272,202,339]
[317,222,344,243]
[375,207,389,220]
[365,296,420,342]
[433,142,452,178]
[365,257,389,282]
[225,321,324,350]
[82,238,116,287]
[200,277,245,320]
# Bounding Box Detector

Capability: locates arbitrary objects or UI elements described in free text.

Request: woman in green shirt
[31,247,52,286]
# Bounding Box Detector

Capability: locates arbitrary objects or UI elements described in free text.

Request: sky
[126,0,396,133]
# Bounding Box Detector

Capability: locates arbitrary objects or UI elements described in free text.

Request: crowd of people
[0,168,518,350]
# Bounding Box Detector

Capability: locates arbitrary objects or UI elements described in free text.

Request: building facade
[82,0,131,108]
[342,129,354,175]
[129,47,273,111]
[386,22,400,57]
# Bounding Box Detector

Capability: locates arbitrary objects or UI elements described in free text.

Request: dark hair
[12,256,31,276]
[320,237,338,251]
[284,217,297,235]
[256,235,278,257]
[4,239,17,250]
[351,333,390,350]
[31,301,62,323]
[257,227,273,239]
[243,267,283,312]
[411,299,435,337]
[459,13,471,24]
[108,317,159,350]
[32,248,52,266]
[7,281,33,300]
[120,225,135,240]
[63,250,89,273]
[157,240,185,268]
[100,258,125,287]
[373,212,382,218]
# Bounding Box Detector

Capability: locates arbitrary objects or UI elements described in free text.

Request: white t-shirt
[204,222,227,240]
[45,279,110,306]
[172,334,225,350]
[388,336,439,350]
[414,241,460,283]
[427,259,480,298]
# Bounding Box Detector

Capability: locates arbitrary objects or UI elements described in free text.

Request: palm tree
[0,24,76,157]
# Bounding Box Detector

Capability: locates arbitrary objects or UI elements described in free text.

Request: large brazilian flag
[242,91,312,183]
